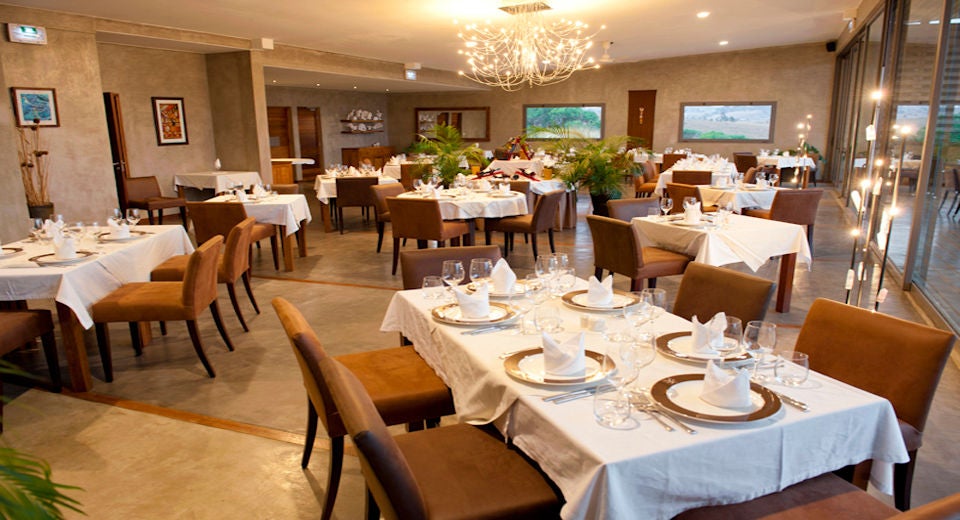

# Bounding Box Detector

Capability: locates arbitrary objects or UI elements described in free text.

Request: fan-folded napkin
[683,201,702,224]
[52,234,77,260]
[348,166,360,176]
[252,184,268,198]
[700,360,752,408]
[454,284,490,319]
[107,219,131,239]
[490,258,516,294]
[477,179,492,191]
[690,312,727,353]
[586,275,614,306]
[542,331,586,377]
[235,190,249,203]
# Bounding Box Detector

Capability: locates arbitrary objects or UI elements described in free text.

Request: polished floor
[3,184,958,518]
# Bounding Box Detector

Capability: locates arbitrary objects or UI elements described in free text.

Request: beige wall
[206,52,269,178]
[98,43,217,196]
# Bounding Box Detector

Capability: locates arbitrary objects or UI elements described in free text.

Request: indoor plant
[550,131,636,216]
[17,119,53,219]
[409,124,485,186]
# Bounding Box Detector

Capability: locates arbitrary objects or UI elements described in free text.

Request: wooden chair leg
[302,402,318,468]
[595,267,603,279]
[894,452,918,511]
[241,272,260,314]
[128,322,143,356]
[365,486,380,520]
[269,235,280,271]
[391,237,400,275]
[548,228,556,253]
[406,421,425,432]
[376,222,385,253]
[631,277,642,291]
[648,277,658,289]
[226,282,249,332]
[39,330,62,392]
[323,435,345,520]
[531,233,539,258]
[146,210,156,225]
[502,232,510,259]
[179,207,188,229]
[425,417,441,429]
[159,321,167,335]
[338,207,345,234]
[185,320,216,378]
[209,301,235,351]
[485,228,493,245]
[157,210,165,225]
[95,323,114,382]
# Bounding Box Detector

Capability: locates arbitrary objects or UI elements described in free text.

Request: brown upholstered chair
[92,237,234,381]
[666,183,717,213]
[743,166,759,185]
[509,180,535,212]
[335,177,378,234]
[386,197,475,275]
[319,355,562,520]
[743,188,823,251]
[271,184,300,194]
[484,189,564,259]
[607,198,660,222]
[399,245,503,290]
[794,298,956,511]
[586,215,690,290]
[661,152,687,172]
[672,170,713,185]
[272,298,455,520]
[399,163,429,191]
[123,176,187,226]
[370,183,406,253]
[0,309,62,432]
[151,218,259,332]
[672,262,775,324]
[187,201,279,271]
[634,160,659,198]
[733,153,758,174]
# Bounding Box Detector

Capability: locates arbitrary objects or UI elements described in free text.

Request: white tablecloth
[313,175,399,204]
[207,194,312,235]
[758,156,817,170]
[697,186,781,212]
[380,285,908,519]
[0,225,193,328]
[655,159,738,197]
[397,190,528,219]
[489,159,544,176]
[632,214,811,271]
[174,171,263,192]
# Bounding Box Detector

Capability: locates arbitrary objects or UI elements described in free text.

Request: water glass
[553,267,576,296]
[422,276,444,300]
[659,197,673,217]
[126,208,141,227]
[593,385,631,428]
[441,260,464,295]
[640,288,667,316]
[716,317,742,358]
[524,274,548,305]
[469,258,493,287]
[682,197,698,211]
[552,252,569,270]
[743,320,777,382]
[534,306,563,334]
[535,255,557,281]
[775,352,810,387]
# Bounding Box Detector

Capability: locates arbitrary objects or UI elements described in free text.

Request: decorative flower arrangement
[505,135,532,160]
[17,118,51,207]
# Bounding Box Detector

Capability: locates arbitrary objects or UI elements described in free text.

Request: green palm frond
[0,447,84,519]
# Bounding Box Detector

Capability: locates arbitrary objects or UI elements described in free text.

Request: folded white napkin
[53,234,77,260]
[348,166,360,176]
[490,258,516,294]
[252,184,267,198]
[542,331,586,377]
[498,183,510,193]
[388,156,399,165]
[586,275,614,306]
[235,190,249,202]
[690,312,727,354]
[684,202,702,224]
[214,158,222,170]
[107,219,130,239]
[454,284,490,319]
[700,360,752,408]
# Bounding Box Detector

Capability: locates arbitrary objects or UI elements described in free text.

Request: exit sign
[8,24,47,45]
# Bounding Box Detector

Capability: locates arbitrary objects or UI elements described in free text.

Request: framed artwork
[151,96,189,145]
[10,87,60,127]
[679,102,777,142]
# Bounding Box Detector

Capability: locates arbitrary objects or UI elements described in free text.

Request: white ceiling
[5,0,861,91]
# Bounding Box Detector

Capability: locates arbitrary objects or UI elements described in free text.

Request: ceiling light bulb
[697,11,710,18]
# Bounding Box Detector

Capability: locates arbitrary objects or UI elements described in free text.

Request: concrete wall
[206,52,269,178]
[98,43,217,196]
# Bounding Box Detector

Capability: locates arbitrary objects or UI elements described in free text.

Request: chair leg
[807,224,815,254]
[648,277,658,289]
[179,207,188,229]
[502,232,510,258]
[406,421,425,432]
[376,222,385,253]
[548,229,556,253]
[39,330,62,392]
[531,234,539,258]
[209,301,235,351]
[146,210,156,225]
[241,272,260,314]
[391,237,400,275]
[159,321,167,335]
[595,267,603,279]
[128,322,144,356]
[365,486,380,520]
[338,207,345,234]
[270,235,280,271]
[157,210,165,225]
[425,417,441,429]
[302,402,318,468]
[631,277,642,291]
[226,282,249,332]
[95,323,114,383]
[894,452,918,511]
[485,228,493,245]
[322,436,345,520]
[185,320,216,378]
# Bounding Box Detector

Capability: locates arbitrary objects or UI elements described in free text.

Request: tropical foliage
[408,124,486,186]
[540,127,637,199]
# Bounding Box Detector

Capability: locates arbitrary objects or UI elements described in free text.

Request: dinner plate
[657,332,752,364]
[503,348,612,385]
[562,290,640,311]
[465,281,525,298]
[489,191,518,198]
[28,250,96,266]
[670,220,706,227]
[431,302,518,326]
[0,247,24,258]
[97,230,151,242]
[650,373,781,423]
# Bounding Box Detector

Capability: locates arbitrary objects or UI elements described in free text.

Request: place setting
[656,312,752,365]
[561,274,641,312]
[96,209,151,242]
[430,258,520,327]
[503,331,612,386]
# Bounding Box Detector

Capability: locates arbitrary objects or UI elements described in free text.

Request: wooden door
[627,90,657,150]
[268,106,292,158]
[103,92,130,210]
[297,107,323,180]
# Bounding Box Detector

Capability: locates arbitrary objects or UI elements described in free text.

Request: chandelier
[456,1,603,91]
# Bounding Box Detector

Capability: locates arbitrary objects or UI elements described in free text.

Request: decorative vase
[542,167,553,180]
[590,194,610,217]
[28,203,55,221]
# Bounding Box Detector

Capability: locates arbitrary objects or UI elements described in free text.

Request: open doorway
[297,107,323,181]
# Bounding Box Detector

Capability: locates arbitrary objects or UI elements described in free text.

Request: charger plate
[504,348,612,385]
[431,302,517,326]
[561,290,639,312]
[656,331,752,364]
[650,373,781,423]
[28,251,96,266]
[97,230,151,242]
[0,247,23,258]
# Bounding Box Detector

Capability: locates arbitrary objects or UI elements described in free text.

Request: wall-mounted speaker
[826,41,837,53]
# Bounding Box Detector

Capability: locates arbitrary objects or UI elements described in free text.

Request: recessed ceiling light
[719,40,729,46]
[697,11,710,19]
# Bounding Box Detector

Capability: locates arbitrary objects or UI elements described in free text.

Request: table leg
[320,202,333,233]
[297,219,308,257]
[279,225,295,271]
[56,302,92,392]
[776,253,797,313]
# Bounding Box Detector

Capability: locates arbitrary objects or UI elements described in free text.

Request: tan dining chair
[672,262,775,324]
[607,198,660,223]
[743,188,823,251]
[151,218,258,332]
[794,298,956,511]
[187,201,279,271]
[586,214,691,291]
[272,297,455,520]
[666,183,717,213]
[370,182,406,253]
[0,309,62,432]
[743,166,759,185]
[92,237,233,381]
[399,163,429,191]
[386,197,475,275]
[671,170,713,185]
[319,355,562,520]
[661,152,687,172]
[484,188,564,259]
[634,160,659,198]
[733,153,758,174]
[399,245,503,290]
[123,175,188,227]
[271,184,300,194]
[335,177,378,233]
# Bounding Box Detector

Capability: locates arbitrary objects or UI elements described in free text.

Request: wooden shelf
[341,130,383,134]
[340,119,384,123]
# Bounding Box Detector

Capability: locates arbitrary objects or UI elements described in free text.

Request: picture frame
[11,87,60,127]
[151,96,189,146]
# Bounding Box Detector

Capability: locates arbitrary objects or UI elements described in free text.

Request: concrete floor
[2,185,958,518]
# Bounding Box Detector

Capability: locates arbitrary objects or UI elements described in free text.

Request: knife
[768,389,809,412]
[462,325,509,335]
[545,384,615,404]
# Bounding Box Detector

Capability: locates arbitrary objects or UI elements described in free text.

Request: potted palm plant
[408,124,485,187]
[549,131,635,217]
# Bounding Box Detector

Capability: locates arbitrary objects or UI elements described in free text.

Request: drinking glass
[125,208,141,228]
[594,329,639,428]
[639,288,667,317]
[535,255,557,281]
[412,178,423,192]
[555,268,576,295]
[769,173,780,186]
[533,306,563,334]
[524,274,548,306]
[508,291,535,335]
[626,330,658,406]
[422,276,444,300]
[743,320,777,382]
[29,218,44,241]
[110,208,125,226]
[659,197,673,218]
[469,258,493,288]
[682,197,698,211]
[622,293,648,328]
[441,260,464,297]
[775,352,810,387]
[552,252,569,270]
[715,317,742,359]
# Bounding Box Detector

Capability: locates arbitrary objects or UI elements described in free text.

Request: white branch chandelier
[456,1,603,91]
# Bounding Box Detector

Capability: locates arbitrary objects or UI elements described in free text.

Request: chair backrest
[186,202,249,244]
[665,183,701,214]
[0,310,54,357]
[124,176,162,202]
[271,297,344,438]
[768,189,823,226]
[643,160,659,182]
[607,198,659,222]
[586,215,641,277]
[494,147,511,160]
[743,166,758,185]
[399,163,429,191]
[952,168,960,191]
[320,356,429,520]
[336,177,379,207]
[182,236,224,314]
[220,217,255,282]
[733,153,758,173]
[661,153,686,171]
[672,170,712,185]
[796,298,955,433]
[400,245,502,290]
[530,189,565,233]
[672,263,775,324]
[509,180,535,210]
[371,183,406,220]
[272,184,300,194]
[386,197,445,241]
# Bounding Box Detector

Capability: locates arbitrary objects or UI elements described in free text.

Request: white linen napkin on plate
[542,331,586,377]
[252,184,267,198]
[586,275,614,306]
[454,284,490,319]
[52,234,77,260]
[684,201,702,224]
[690,312,727,354]
[107,219,131,239]
[235,190,249,203]
[477,179,492,191]
[490,258,516,294]
[700,360,752,408]
[348,166,360,176]
[498,183,510,194]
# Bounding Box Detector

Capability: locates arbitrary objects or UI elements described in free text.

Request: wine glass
[29,218,44,241]
[626,330,658,408]
[110,208,125,226]
[555,268,576,296]
[714,317,743,360]
[639,288,667,319]
[769,173,780,186]
[508,290,535,335]
[441,260,464,297]
[535,255,557,281]
[552,252,569,270]
[594,328,639,428]
[125,208,141,228]
[659,197,673,218]
[469,258,493,288]
[524,274,548,306]
[743,320,777,382]
[682,196,698,211]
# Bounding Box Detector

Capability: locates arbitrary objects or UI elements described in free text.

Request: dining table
[0,224,194,391]
[488,159,544,177]
[313,174,400,233]
[173,171,263,199]
[206,193,312,272]
[654,159,738,197]
[397,189,528,220]
[757,155,818,170]
[380,281,908,519]
[632,214,811,312]
[697,185,781,213]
